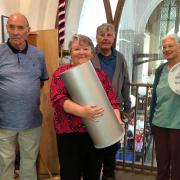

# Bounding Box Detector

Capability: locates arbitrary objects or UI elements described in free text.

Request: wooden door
[28,29,60,175]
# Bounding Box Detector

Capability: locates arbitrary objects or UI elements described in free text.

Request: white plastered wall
[0,0,19,43]
[0,0,58,43]
[0,0,163,45]
[19,0,58,31]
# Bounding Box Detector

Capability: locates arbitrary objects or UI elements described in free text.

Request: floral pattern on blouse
[50,63,120,134]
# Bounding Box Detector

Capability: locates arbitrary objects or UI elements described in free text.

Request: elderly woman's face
[70,40,93,65]
[162,37,180,61]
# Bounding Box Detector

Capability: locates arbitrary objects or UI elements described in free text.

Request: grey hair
[162,33,180,44]
[96,23,115,37]
[68,34,95,55]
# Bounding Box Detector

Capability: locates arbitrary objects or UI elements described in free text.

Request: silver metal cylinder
[61,61,124,148]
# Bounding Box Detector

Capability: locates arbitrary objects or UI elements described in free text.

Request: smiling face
[6,13,30,50]
[162,36,180,62]
[70,39,93,66]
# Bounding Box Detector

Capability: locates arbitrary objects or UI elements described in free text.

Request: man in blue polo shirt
[0,13,48,180]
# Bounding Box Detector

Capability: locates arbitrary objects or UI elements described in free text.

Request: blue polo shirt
[0,42,48,130]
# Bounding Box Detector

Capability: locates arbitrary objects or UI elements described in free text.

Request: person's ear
[27,27,31,34]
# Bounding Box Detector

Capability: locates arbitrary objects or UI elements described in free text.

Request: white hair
[162,34,180,44]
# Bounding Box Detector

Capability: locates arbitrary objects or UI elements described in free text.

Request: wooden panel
[28,29,60,175]
[27,32,38,47]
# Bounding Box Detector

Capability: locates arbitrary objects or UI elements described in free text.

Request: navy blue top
[97,49,117,82]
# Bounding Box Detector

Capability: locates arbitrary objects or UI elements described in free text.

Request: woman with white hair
[149,34,180,180]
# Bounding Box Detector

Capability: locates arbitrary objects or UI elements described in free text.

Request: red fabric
[50,63,120,134]
[135,134,143,143]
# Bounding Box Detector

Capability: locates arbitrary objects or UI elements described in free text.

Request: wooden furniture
[28,29,60,176]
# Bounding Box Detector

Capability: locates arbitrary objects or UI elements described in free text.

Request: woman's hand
[80,105,104,119]
[63,99,104,119]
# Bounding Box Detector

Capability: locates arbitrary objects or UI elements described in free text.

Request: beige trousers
[0,126,41,180]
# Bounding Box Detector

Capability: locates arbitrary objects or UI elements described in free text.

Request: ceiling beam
[103,0,125,44]
[103,0,113,23]
[114,0,125,36]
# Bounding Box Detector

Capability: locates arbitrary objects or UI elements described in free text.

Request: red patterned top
[50,63,120,134]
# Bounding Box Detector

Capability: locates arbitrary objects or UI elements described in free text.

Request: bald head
[7,13,29,27]
[6,13,30,50]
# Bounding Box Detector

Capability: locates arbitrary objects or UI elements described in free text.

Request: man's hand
[123,112,133,122]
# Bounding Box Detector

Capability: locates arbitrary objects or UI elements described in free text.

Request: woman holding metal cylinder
[50,34,124,180]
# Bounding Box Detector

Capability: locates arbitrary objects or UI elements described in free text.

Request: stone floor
[15,169,156,180]
[39,174,156,180]
[114,169,156,180]
[38,170,156,180]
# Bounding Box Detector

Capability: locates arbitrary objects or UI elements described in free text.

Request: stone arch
[137,0,163,33]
